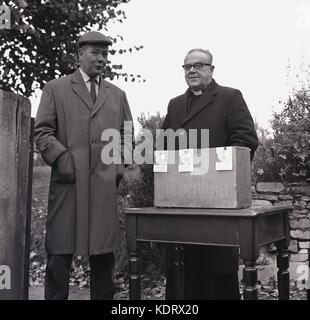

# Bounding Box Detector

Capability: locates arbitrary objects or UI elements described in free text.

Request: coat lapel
[175,93,188,126]
[71,71,110,115]
[181,79,218,127]
[71,70,94,112]
[92,78,110,117]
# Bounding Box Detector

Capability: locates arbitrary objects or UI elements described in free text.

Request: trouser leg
[45,254,73,300]
[165,243,240,300]
[89,252,115,300]
[183,245,204,299]
[184,270,240,300]
[183,245,240,300]
[213,272,240,300]
[163,244,176,299]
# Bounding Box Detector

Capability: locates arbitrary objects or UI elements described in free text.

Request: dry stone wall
[251,182,310,284]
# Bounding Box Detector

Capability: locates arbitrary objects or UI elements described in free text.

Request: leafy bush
[125,112,165,207]
[120,112,166,275]
[253,85,310,183]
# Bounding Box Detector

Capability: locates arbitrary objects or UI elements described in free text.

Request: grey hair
[186,49,213,64]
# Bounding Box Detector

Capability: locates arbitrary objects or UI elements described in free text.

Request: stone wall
[250,182,310,285]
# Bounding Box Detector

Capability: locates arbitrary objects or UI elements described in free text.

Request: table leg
[173,244,184,299]
[276,246,290,300]
[243,260,258,300]
[129,252,141,300]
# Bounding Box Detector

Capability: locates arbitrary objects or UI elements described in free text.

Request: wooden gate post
[0,89,33,300]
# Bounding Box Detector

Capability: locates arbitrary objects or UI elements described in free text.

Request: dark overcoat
[162,79,258,285]
[35,70,133,255]
[162,79,258,159]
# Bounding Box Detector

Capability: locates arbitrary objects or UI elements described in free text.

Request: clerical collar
[190,79,213,96]
[191,89,203,96]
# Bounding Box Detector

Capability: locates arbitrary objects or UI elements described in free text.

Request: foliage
[0,0,143,97]
[120,112,166,274]
[253,84,310,183]
[271,87,310,181]
[137,112,165,140]
[128,112,165,207]
[252,139,278,182]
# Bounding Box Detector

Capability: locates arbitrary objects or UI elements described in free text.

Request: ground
[29,165,307,300]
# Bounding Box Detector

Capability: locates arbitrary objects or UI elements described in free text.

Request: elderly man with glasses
[162,49,258,300]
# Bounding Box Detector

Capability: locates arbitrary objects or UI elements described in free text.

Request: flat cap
[78,31,112,47]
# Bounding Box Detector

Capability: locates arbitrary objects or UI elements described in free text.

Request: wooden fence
[0,89,33,300]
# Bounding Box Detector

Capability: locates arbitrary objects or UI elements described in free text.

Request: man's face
[184,51,214,91]
[79,44,109,78]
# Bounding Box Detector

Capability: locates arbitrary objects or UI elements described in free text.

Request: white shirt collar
[79,68,100,83]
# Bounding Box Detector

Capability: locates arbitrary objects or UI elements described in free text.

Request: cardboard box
[153,146,251,209]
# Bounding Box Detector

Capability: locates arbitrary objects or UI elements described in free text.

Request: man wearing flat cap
[35,31,134,300]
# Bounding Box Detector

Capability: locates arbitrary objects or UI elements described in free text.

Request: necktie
[90,78,97,104]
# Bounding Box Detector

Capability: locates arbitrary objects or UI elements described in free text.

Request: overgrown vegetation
[253,78,310,183]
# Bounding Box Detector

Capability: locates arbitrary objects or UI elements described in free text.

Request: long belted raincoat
[35,70,133,255]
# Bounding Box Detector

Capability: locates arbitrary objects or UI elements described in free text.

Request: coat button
[90,169,95,175]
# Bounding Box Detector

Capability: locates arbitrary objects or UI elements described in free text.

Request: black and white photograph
[0,0,309,307]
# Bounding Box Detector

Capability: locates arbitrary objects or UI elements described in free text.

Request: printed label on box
[216,147,233,171]
[178,149,194,172]
[153,150,168,172]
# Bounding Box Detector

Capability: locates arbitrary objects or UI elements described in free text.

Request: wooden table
[125,205,291,300]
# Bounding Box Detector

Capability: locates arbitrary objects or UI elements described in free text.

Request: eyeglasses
[182,63,212,72]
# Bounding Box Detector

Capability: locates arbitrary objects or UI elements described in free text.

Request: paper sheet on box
[178,149,194,172]
[153,150,168,172]
[216,147,233,171]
